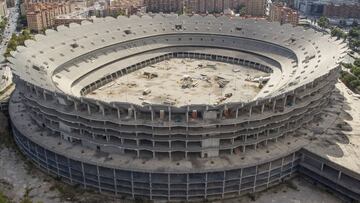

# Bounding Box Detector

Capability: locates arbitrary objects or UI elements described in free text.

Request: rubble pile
[180,75,198,89]
[214,76,230,88]
[143,71,158,79]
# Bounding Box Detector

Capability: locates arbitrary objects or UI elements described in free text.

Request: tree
[354,58,360,67]
[352,20,359,27]
[349,28,360,38]
[318,16,329,28]
[4,30,33,58]
[351,65,360,77]
[349,79,360,89]
[331,27,347,39]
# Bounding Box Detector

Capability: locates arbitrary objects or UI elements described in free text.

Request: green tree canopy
[318,16,329,28]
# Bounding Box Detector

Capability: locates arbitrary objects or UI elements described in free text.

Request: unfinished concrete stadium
[7,14,360,201]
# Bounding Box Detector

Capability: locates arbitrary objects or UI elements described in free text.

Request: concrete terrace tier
[86,58,268,106]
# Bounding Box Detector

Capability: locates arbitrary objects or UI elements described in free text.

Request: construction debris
[142,89,151,95]
[143,71,158,79]
[214,76,230,88]
[225,93,233,98]
[126,82,137,88]
[180,75,198,89]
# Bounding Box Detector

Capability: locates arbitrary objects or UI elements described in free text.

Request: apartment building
[26,2,72,32]
[144,0,266,16]
[269,3,299,26]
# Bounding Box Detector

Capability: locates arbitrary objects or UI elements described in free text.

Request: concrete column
[43,91,47,101]
[186,107,189,123]
[205,173,208,198]
[149,173,153,200]
[151,109,154,122]
[238,168,243,195]
[81,162,86,188]
[131,172,135,198]
[34,145,40,167]
[186,174,189,201]
[100,105,105,116]
[167,173,171,201]
[272,100,276,112]
[290,153,296,175]
[67,158,73,184]
[261,104,265,114]
[87,104,91,115]
[236,108,239,118]
[113,169,118,195]
[280,157,284,175]
[74,101,78,112]
[249,106,252,117]
[266,161,272,187]
[96,165,101,192]
[337,171,342,181]
[44,149,50,173]
[222,171,226,198]
[134,109,137,121]
[292,95,296,105]
[168,106,171,122]
[253,165,258,192]
[117,108,121,119]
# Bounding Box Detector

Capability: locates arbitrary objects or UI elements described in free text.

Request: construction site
[5,14,360,202]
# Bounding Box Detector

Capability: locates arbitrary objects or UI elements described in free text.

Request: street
[0,0,19,62]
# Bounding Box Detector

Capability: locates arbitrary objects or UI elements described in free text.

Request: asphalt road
[0,0,19,62]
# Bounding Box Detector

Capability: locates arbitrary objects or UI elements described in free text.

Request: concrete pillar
[44,149,50,173]
[113,169,118,195]
[261,104,265,114]
[160,110,165,120]
[67,158,73,184]
[253,165,258,192]
[222,171,226,198]
[267,161,272,187]
[236,108,239,118]
[96,165,101,192]
[205,173,208,198]
[117,108,121,119]
[74,101,78,112]
[168,106,171,122]
[131,172,135,198]
[87,104,91,115]
[249,106,252,117]
[272,100,276,112]
[149,173,153,200]
[238,168,243,195]
[186,174,189,201]
[337,171,342,181]
[292,95,296,105]
[290,153,296,175]
[81,162,86,188]
[186,107,189,123]
[100,105,105,116]
[43,91,47,101]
